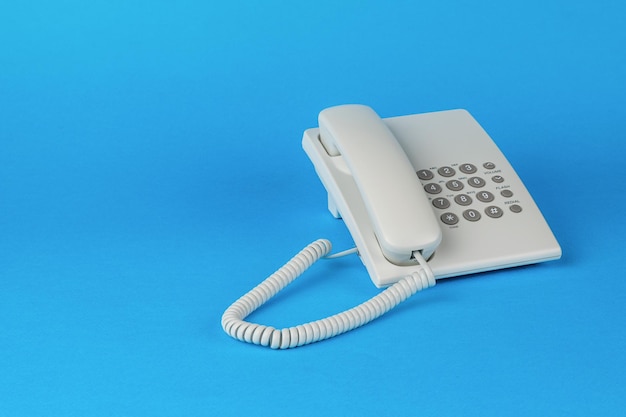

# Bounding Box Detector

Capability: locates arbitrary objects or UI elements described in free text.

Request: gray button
[509,204,523,213]
[485,205,504,218]
[459,163,477,174]
[476,191,495,202]
[438,166,456,177]
[492,175,504,183]
[432,197,450,209]
[454,194,473,206]
[463,209,481,222]
[446,180,464,191]
[441,212,459,225]
[424,183,442,194]
[483,162,496,170]
[417,169,434,180]
[500,189,514,198]
[468,176,486,188]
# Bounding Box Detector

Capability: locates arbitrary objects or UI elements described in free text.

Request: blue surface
[2,1,625,415]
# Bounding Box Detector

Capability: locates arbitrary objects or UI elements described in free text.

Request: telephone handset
[222,105,561,349]
[317,105,442,265]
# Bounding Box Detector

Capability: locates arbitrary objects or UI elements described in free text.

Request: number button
[459,163,477,174]
[441,212,459,225]
[485,205,504,218]
[437,166,456,177]
[476,191,495,202]
[424,183,442,194]
[463,209,481,222]
[417,169,434,180]
[468,177,486,188]
[454,194,473,206]
[446,180,464,191]
[432,197,450,209]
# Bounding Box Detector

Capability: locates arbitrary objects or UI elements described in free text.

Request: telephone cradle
[222,104,561,349]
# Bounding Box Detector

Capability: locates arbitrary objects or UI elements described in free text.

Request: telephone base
[303,108,561,287]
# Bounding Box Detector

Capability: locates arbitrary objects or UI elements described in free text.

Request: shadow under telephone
[222,104,561,349]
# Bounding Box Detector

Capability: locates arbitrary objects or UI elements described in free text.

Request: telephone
[222,104,561,349]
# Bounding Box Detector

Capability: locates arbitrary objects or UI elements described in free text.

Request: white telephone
[222,105,561,349]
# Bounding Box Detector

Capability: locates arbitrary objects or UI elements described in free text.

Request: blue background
[2,1,625,415]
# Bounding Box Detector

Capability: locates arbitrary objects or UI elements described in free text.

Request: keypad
[417,162,522,225]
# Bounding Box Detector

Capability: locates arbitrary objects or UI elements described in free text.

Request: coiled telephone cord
[221,239,435,349]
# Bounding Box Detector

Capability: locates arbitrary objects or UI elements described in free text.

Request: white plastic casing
[303,107,561,287]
